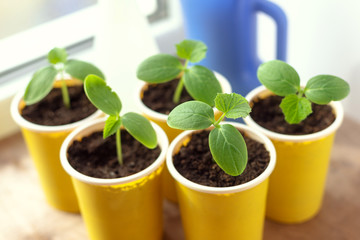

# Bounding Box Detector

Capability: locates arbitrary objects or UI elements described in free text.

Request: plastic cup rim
[243,85,344,142]
[10,90,103,133]
[166,121,276,194]
[134,71,232,122]
[60,117,169,186]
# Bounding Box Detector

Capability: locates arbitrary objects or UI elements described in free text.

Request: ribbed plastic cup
[166,122,276,240]
[244,86,344,223]
[10,80,103,212]
[60,118,168,240]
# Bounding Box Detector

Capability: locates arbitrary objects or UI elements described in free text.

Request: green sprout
[257,60,350,124]
[84,75,157,165]
[167,93,251,176]
[136,39,222,106]
[24,47,105,108]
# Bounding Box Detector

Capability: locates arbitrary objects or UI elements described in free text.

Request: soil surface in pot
[173,130,270,187]
[67,130,161,178]
[21,86,97,126]
[142,78,193,114]
[250,95,335,135]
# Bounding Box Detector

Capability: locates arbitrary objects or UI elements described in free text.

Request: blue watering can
[180,0,287,96]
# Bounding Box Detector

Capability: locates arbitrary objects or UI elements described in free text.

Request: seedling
[257,60,350,124]
[24,47,104,108]
[167,93,251,176]
[136,39,222,106]
[84,74,157,165]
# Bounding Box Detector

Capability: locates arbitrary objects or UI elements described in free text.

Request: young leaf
[215,93,251,119]
[64,59,105,81]
[23,66,58,105]
[257,60,300,96]
[84,75,122,116]
[167,101,215,130]
[183,65,222,106]
[280,94,312,124]
[136,54,183,83]
[48,47,67,64]
[304,75,350,104]
[209,124,248,176]
[122,112,157,149]
[103,115,122,139]
[176,40,207,63]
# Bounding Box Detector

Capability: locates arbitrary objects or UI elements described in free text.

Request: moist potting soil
[21,86,97,126]
[141,78,193,114]
[67,130,161,178]
[173,130,270,187]
[250,95,335,135]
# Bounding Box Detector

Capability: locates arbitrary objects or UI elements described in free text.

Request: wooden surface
[0,118,359,240]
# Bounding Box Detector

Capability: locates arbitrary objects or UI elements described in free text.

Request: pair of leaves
[136,40,222,106]
[84,75,157,149]
[24,47,105,105]
[167,93,251,176]
[257,60,350,124]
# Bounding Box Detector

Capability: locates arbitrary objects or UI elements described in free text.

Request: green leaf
[48,47,67,64]
[84,75,122,116]
[64,59,105,81]
[167,101,215,130]
[136,54,183,83]
[183,65,222,106]
[176,39,207,63]
[257,60,300,96]
[209,124,248,176]
[103,115,122,139]
[122,112,157,149]
[304,75,350,104]
[215,93,251,119]
[23,66,58,105]
[280,94,312,124]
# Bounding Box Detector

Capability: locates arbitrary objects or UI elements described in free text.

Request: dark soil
[21,86,97,126]
[250,95,335,135]
[67,130,161,178]
[173,130,270,187]
[142,78,193,114]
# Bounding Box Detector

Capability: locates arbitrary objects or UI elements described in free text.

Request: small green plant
[167,93,251,176]
[136,39,222,106]
[257,60,350,124]
[24,47,105,108]
[84,74,157,165]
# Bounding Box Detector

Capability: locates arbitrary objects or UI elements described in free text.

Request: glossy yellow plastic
[166,122,276,240]
[21,128,79,212]
[135,73,232,203]
[60,119,168,240]
[176,179,269,240]
[71,166,163,240]
[10,80,102,212]
[266,134,335,223]
[244,86,344,223]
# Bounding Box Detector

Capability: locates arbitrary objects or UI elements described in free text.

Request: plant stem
[213,113,226,127]
[116,128,123,165]
[60,70,71,108]
[172,60,189,103]
[297,86,305,98]
[173,77,184,103]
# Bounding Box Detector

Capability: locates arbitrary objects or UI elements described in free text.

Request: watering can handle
[254,0,288,61]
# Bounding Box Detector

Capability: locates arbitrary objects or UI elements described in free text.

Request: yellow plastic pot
[10,81,103,212]
[166,122,276,240]
[60,118,168,240]
[135,72,232,202]
[244,86,344,223]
